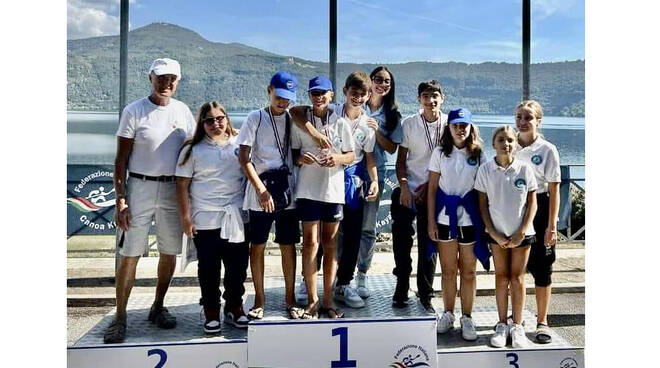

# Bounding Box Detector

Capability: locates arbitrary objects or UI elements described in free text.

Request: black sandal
[103,319,126,344]
[535,323,552,344]
[286,306,303,320]
[247,306,264,320]
[322,306,344,319]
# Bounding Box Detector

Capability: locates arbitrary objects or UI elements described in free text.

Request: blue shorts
[296,199,343,223]
[248,209,300,245]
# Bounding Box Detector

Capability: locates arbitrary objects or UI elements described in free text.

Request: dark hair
[369,66,401,132]
[344,71,371,93]
[417,80,445,97]
[439,122,483,161]
[179,101,237,166]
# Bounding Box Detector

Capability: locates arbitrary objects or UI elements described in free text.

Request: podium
[68,275,583,368]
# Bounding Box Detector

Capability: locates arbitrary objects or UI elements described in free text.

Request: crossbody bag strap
[265,107,288,167]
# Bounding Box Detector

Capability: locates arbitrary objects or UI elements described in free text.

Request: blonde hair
[515,100,543,121]
[491,125,518,147]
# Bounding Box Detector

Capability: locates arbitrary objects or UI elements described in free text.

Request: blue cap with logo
[448,107,473,124]
[308,75,333,92]
[270,71,298,101]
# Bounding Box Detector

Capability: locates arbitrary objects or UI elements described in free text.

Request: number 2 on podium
[331,327,356,368]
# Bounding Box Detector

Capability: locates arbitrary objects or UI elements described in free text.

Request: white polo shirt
[335,103,376,166]
[176,135,247,230]
[291,107,355,204]
[236,108,296,211]
[428,146,487,226]
[474,158,538,237]
[400,111,447,192]
[515,136,560,194]
[116,97,196,176]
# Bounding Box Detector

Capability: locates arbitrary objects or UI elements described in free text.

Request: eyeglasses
[310,90,329,97]
[203,115,226,125]
[372,76,391,85]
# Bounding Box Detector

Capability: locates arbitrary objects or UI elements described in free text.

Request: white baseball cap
[148,58,181,79]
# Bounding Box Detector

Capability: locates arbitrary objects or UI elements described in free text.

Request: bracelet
[546,229,557,233]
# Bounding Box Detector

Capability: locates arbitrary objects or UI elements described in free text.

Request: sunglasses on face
[372,76,391,85]
[310,90,329,97]
[203,115,226,125]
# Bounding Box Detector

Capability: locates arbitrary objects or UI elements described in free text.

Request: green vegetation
[67,23,585,117]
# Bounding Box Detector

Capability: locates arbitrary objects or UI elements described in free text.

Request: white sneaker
[460,315,478,341]
[295,279,308,305]
[510,323,529,348]
[355,272,371,299]
[490,322,509,348]
[436,311,455,333]
[334,284,365,308]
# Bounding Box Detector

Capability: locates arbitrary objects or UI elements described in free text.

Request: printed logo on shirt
[355,130,366,144]
[514,178,527,188]
[531,154,543,165]
[332,135,342,148]
[234,147,239,157]
[467,156,478,166]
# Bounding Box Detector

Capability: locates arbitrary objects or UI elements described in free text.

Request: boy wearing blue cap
[289,76,356,318]
[237,71,302,319]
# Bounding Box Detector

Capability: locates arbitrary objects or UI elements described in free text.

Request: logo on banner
[67,170,116,230]
[559,357,579,368]
[390,344,431,367]
[216,361,239,368]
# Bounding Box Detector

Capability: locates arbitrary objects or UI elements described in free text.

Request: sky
[67,0,584,64]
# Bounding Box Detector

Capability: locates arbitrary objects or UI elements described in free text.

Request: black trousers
[336,202,365,285]
[390,187,437,302]
[193,227,249,313]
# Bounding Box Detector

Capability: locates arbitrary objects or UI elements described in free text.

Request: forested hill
[67,22,584,117]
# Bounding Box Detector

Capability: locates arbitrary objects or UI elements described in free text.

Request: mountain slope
[67,23,584,116]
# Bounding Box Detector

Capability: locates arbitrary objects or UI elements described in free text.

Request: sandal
[321,306,344,319]
[535,323,552,344]
[286,306,303,320]
[103,318,127,344]
[247,306,264,320]
[300,303,319,319]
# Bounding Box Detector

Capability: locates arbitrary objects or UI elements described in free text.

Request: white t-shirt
[400,112,447,192]
[474,158,538,237]
[428,146,487,226]
[335,103,376,166]
[515,136,561,194]
[291,107,355,204]
[116,97,196,176]
[236,108,296,211]
[176,135,247,229]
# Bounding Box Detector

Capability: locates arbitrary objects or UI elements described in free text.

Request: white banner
[248,317,437,368]
[437,347,584,368]
[68,340,247,368]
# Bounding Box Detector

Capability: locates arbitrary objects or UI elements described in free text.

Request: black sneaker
[148,305,177,329]
[392,279,410,308]
[224,306,249,329]
[420,299,436,314]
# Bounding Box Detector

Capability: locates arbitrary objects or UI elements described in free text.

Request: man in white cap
[104,58,195,343]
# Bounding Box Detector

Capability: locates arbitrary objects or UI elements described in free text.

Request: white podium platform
[68,275,583,368]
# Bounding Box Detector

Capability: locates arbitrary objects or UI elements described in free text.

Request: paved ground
[67,241,585,348]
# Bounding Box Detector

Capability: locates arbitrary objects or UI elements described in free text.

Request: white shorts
[117,177,182,257]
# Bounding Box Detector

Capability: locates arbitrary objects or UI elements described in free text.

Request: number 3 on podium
[331,327,356,368]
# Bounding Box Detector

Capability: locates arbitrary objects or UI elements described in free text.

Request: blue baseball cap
[308,75,333,92]
[448,108,473,124]
[270,71,297,101]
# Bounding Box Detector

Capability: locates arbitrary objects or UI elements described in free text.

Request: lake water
[67,111,585,168]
